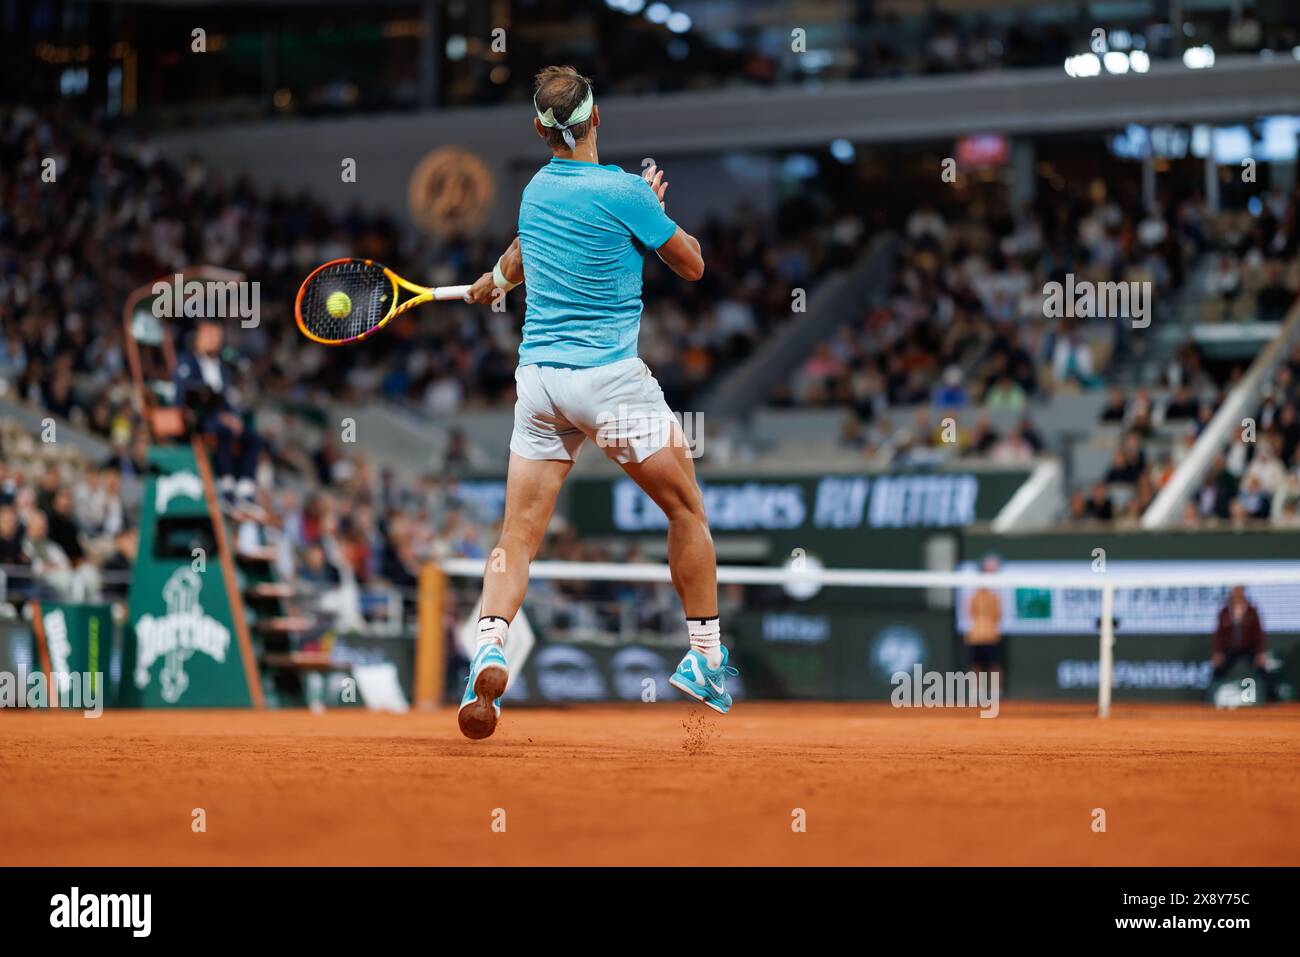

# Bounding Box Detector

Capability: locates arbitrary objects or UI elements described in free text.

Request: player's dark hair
[534,65,594,150]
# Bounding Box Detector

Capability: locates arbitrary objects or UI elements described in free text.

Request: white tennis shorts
[510,357,677,465]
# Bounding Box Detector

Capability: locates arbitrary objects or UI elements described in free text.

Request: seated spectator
[174,318,263,508]
[984,372,1026,409]
[1237,474,1272,520]
[101,527,137,601]
[1051,327,1096,387]
[931,366,968,407]
[0,504,27,570]
[1163,383,1201,421]
[1099,387,1127,422]
[1084,482,1114,520]
[1256,262,1295,321]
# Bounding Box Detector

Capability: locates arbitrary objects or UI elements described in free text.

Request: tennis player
[458,65,733,739]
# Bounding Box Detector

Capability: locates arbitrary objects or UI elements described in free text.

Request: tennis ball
[326,291,352,319]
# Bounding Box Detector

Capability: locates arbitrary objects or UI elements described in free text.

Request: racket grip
[433,284,473,302]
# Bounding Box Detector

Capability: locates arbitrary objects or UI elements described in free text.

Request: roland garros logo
[134,568,232,703]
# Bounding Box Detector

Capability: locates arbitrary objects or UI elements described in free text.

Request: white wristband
[493,259,520,292]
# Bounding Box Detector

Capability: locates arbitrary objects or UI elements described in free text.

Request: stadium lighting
[1130,50,1150,73]
[666,11,692,33]
[1103,51,1130,74]
[830,139,855,163]
[1063,53,1102,78]
[1183,44,1216,69]
[645,2,671,25]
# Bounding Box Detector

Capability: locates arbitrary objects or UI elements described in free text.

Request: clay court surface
[2,702,1297,866]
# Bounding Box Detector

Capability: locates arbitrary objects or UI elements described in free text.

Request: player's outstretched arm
[467,236,524,304]
[656,227,704,281]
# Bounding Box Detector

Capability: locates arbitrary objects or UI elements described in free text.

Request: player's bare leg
[459,452,571,739]
[619,423,716,617]
[481,452,572,620]
[619,421,736,713]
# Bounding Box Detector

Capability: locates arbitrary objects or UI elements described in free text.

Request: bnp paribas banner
[118,445,256,707]
[953,559,1300,635]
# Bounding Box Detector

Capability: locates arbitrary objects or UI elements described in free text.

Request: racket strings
[298,260,394,344]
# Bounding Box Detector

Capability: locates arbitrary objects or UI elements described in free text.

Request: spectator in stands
[1236,474,1271,520]
[1099,387,1127,422]
[989,422,1035,463]
[1196,454,1238,519]
[1084,482,1114,521]
[1104,432,1147,484]
[101,527,137,601]
[175,318,263,508]
[0,504,27,570]
[1206,255,1242,305]
[984,372,1026,409]
[931,366,968,407]
[1051,326,1096,388]
[964,413,999,456]
[21,510,97,600]
[1210,586,1281,702]
[298,543,341,587]
[46,488,86,565]
[1163,383,1202,421]
[1256,262,1294,321]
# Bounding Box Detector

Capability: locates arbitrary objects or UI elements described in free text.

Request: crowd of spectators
[792,167,1298,530]
[1169,346,1300,530]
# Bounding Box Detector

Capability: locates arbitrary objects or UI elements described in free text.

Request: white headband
[534,84,594,150]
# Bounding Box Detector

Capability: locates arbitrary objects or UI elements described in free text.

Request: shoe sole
[458,664,509,740]
[668,674,729,715]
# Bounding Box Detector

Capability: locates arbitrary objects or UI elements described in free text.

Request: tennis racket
[294,258,472,346]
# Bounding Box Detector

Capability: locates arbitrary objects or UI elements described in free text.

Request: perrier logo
[134,568,232,703]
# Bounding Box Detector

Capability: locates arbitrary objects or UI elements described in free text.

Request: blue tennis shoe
[668,644,738,714]
[458,642,509,740]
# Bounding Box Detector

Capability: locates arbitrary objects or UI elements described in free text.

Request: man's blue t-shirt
[517,158,677,368]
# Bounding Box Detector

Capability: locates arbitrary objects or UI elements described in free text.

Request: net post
[1098,582,1115,718]
[414,561,447,711]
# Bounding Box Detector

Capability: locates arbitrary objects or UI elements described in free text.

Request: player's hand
[467,271,497,305]
[1254,652,1269,668]
[642,164,668,208]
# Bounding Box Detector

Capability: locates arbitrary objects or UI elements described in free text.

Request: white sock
[236,478,256,501]
[687,616,722,669]
[477,615,508,650]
